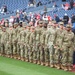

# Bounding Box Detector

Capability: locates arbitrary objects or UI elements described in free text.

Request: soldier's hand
[54,45,57,49]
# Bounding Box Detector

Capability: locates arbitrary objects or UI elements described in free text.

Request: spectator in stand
[63,13,69,26]
[54,14,60,23]
[71,14,75,23]
[64,2,70,10]
[36,1,42,7]
[70,0,74,9]
[43,6,47,15]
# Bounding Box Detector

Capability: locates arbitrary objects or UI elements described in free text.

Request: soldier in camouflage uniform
[44,23,51,66]
[39,21,46,65]
[35,23,41,64]
[19,23,27,61]
[61,24,74,71]
[12,23,19,59]
[16,23,23,59]
[29,26,36,62]
[54,22,65,69]
[0,25,3,56]
[25,24,31,62]
[1,27,9,56]
[48,21,57,67]
[6,25,13,57]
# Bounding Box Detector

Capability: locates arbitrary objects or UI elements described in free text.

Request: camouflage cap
[43,20,48,24]
[52,20,56,24]
[14,23,18,26]
[66,24,72,28]
[59,22,64,25]
[39,20,43,24]
[22,22,27,27]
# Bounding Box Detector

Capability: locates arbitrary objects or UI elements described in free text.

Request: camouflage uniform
[48,24,57,67]
[25,25,31,61]
[0,27,2,55]
[54,22,64,69]
[29,27,36,62]
[1,28,9,56]
[35,26,41,64]
[6,26,13,57]
[61,25,74,71]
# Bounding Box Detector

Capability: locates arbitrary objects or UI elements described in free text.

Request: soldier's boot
[63,66,68,71]
[61,65,64,69]
[25,58,29,62]
[50,64,54,68]
[0,53,1,56]
[41,61,44,66]
[33,60,37,64]
[45,62,49,66]
[37,60,40,65]
[29,59,33,63]
[10,55,13,58]
[56,64,61,69]
[7,54,10,58]
[13,54,17,59]
[18,56,21,60]
[54,64,57,68]
[68,66,72,71]
[21,57,25,61]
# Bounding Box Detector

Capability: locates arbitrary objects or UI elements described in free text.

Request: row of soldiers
[0,20,75,71]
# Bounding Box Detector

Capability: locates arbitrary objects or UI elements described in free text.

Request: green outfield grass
[0,56,75,75]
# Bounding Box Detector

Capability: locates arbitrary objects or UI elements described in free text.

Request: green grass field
[0,56,75,75]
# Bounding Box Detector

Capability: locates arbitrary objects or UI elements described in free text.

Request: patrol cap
[39,20,43,24]
[14,22,18,26]
[43,20,48,24]
[52,20,56,24]
[66,24,72,28]
[59,22,64,25]
[22,22,27,27]
[27,24,31,27]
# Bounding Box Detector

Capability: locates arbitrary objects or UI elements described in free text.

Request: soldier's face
[39,23,43,27]
[59,25,63,29]
[66,27,71,31]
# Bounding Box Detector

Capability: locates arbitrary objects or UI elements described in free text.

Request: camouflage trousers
[5,42,13,55]
[39,45,44,62]
[20,44,25,58]
[61,45,74,66]
[25,44,29,59]
[44,46,49,62]
[54,47,62,64]
[48,45,55,64]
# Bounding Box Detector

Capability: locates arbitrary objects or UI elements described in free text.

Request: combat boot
[18,56,21,60]
[50,64,54,68]
[33,60,37,64]
[68,66,72,71]
[29,59,33,63]
[56,64,61,69]
[45,62,49,66]
[21,57,25,61]
[37,60,40,65]
[25,58,29,62]
[41,61,44,66]
[63,66,68,71]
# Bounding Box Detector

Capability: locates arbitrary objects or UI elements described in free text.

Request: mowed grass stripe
[0,70,13,75]
[0,62,47,75]
[0,56,75,75]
